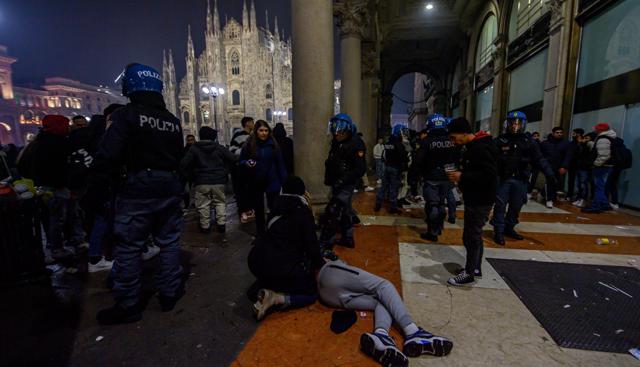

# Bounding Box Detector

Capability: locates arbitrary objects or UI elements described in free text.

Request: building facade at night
[0,45,126,146]
[163,0,293,144]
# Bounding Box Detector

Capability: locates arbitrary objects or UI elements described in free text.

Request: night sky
[0,0,410,113]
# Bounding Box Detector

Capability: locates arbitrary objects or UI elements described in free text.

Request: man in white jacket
[582,123,616,213]
[373,138,385,184]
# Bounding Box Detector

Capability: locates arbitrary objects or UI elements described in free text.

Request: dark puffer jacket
[248,194,324,279]
[540,135,572,169]
[459,132,498,206]
[180,140,237,186]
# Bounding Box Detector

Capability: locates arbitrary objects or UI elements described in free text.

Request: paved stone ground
[1,201,261,367]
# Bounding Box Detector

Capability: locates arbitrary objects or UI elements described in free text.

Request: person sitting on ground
[318,258,453,367]
[249,176,322,320]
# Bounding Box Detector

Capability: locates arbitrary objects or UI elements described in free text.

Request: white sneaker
[573,199,585,208]
[88,257,114,273]
[611,203,619,210]
[376,179,382,184]
[364,186,375,192]
[142,245,160,261]
[527,193,532,201]
[546,201,554,209]
[353,189,359,193]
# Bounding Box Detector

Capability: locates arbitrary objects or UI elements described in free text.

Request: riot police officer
[411,114,459,242]
[320,113,367,250]
[375,124,409,214]
[88,63,185,324]
[492,111,555,246]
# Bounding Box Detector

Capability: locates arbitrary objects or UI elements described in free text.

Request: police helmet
[329,113,357,135]
[504,111,528,134]
[426,113,447,131]
[391,124,405,137]
[116,63,164,97]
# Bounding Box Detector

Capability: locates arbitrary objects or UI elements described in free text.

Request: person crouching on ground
[249,176,323,320]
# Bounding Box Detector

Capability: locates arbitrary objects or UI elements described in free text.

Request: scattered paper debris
[531,258,537,261]
[95,336,104,342]
[560,288,565,291]
[418,293,427,297]
[605,297,610,301]
[598,282,633,298]
[364,259,369,267]
[616,329,624,334]
[573,290,578,298]
[189,273,196,277]
[593,333,601,337]
[197,344,202,349]
[563,304,571,309]
[576,216,591,221]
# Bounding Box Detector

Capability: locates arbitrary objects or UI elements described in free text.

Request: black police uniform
[320,133,367,248]
[410,128,459,240]
[90,92,184,310]
[492,132,554,242]
[375,135,408,212]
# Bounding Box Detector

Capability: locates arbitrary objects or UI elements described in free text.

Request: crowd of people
[0,61,633,367]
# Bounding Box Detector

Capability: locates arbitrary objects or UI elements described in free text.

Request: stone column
[335,0,367,128]
[292,0,334,200]
[490,36,508,135]
[360,42,379,169]
[542,0,571,134]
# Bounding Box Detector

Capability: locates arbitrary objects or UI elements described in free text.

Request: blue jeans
[376,166,400,210]
[375,159,385,181]
[492,178,527,235]
[445,183,457,220]
[590,167,612,210]
[576,170,590,201]
[423,181,449,236]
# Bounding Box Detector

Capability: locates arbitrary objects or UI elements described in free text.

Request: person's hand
[559,168,567,175]
[446,171,462,183]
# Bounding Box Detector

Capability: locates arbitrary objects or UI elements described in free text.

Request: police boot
[97,303,142,325]
[159,289,185,312]
[420,232,438,242]
[504,228,524,241]
[493,233,506,246]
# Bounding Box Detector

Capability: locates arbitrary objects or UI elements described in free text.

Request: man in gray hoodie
[582,123,616,213]
[180,127,238,233]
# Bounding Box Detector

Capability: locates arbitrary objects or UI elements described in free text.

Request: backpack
[599,136,632,170]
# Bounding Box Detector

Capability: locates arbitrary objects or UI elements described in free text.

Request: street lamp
[273,110,287,123]
[201,83,226,143]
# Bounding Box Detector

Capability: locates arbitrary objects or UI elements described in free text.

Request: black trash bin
[0,196,46,286]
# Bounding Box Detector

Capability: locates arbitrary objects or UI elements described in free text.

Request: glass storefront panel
[475,84,494,132]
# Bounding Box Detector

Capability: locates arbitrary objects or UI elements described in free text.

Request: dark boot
[504,228,524,240]
[159,290,185,312]
[420,232,438,242]
[216,224,226,234]
[493,233,505,246]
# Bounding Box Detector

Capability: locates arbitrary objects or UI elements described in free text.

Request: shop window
[475,14,498,71]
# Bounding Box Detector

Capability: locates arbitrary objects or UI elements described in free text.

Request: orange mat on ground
[231,225,403,367]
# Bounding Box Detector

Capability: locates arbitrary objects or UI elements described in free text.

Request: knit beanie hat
[42,115,70,136]
[282,175,306,196]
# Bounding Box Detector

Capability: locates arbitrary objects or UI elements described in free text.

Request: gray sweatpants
[318,260,414,331]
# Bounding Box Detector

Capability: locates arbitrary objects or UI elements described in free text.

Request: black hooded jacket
[249,195,324,278]
[180,140,237,186]
[459,132,498,206]
[273,123,294,175]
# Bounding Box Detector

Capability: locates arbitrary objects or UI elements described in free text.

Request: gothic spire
[162,49,168,71]
[242,0,249,32]
[213,0,220,35]
[274,16,280,40]
[187,25,194,58]
[250,0,257,32]
[206,0,212,35]
[265,9,270,33]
